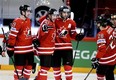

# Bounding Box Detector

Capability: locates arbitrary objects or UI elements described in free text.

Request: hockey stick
[72,0,89,64]
[10,57,27,80]
[32,56,39,74]
[84,29,116,80]
[1,27,7,57]
[72,40,79,64]
[1,27,27,80]
[83,39,114,80]
[84,68,94,80]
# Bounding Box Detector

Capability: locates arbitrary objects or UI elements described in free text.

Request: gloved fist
[7,45,14,57]
[32,39,40,49]
[91,58,99,69]
[76,33,85,41]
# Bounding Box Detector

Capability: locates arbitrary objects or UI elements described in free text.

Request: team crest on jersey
[24,27,31,39]
[57,26,68,38]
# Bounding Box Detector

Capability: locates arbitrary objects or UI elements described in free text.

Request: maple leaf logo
[24,27,31,39]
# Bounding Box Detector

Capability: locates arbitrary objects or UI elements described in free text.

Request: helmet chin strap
[22,11,27,19]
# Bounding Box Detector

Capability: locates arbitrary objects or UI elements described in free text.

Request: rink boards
[0,36,116,73]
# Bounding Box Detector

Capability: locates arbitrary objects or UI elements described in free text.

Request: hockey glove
[7,45,14,57]
[91,58,99,69]
[32,39,40,49]
[76,33,85,41]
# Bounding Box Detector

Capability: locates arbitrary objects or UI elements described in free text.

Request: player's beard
[61,15,68,20]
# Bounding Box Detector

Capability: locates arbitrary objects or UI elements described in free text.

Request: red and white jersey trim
[9,33,17,37]
[100,53,116,60]
[55,43,71,45]
[37,47,55,49]
[37,46,55,55]
[55,43,72,50]
[14,45,33,53]
[11,29,19,33]
[38,51,54,54]
[99,58,116,64]
[14,49,34,53]
[14,45,33,48]
[55,47,72,50]
[99,53,116,64]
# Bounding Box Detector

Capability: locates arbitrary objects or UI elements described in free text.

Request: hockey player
[104,13,116,80]
[91,15,116,80]
[1,25,11,57]
[52,6,84,80]
[7,5,34,80]
[34,8,58,80]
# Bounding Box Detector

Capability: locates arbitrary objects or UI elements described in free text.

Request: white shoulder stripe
[9,33,17,37]
[11,29,19,33]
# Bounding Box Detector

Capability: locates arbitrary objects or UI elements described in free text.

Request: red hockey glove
[7,45,14,57]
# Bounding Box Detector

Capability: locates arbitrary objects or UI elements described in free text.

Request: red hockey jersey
[8,18,33,54]
[39,15,46,23]
[55,18,77,50]
[36,19,56,55]
[96,26,116,65]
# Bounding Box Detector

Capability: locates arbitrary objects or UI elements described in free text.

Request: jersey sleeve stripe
[9,33,17,37]
[97,39,106,44]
